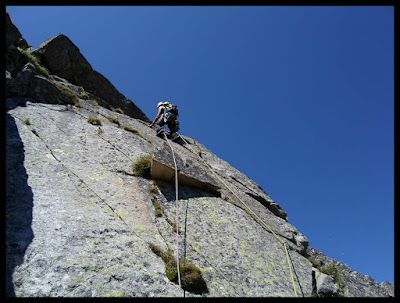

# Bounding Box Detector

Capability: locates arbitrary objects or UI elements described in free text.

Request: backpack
[164,102,179,116]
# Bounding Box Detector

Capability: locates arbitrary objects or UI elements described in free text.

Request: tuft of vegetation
[132,154,152,179]
[24,118,31,125]
[166,258,208,294]
[306,256,322,268]
[166,218,181,234]
[80,88,89,100]
[123,126,151,143]
[319,263,345,290]
[223,196,237,206]
[150,181,159,195]
[97,127,103,135]
[148,243,208,294]
[114,108,124,114]
[54,81,81,107]
[17,46,50,78]
[106,115,120,126]
[150,181,164,217]
[148,242,168,260]
[87,99,99,109]
[153,200,163,217]
[122,125,140,135]
[88,116,102,126]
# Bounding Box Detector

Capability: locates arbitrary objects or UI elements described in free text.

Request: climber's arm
[149,106,164,128]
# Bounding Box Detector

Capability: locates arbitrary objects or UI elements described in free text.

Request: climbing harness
[176,133,299,297]
[163,129,183,296]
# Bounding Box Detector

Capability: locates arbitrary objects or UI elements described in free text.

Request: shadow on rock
[155,180,217,202]
[6,113,34,297]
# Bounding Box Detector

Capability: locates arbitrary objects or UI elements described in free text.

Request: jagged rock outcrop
[6,12,394,298]
[32,34,150,122]
[306,247,394,297]
[5,12,149,123]
[6,11,30,77]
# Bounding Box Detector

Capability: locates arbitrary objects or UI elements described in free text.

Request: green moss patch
[148,243,208,294]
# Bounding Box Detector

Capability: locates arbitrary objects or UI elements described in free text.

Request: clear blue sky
[6,6,394,284]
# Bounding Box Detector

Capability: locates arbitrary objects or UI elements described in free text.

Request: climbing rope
[163,130,183,295]
[176,133,299,297]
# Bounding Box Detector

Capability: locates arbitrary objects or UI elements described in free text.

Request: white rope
[163,131,182,295]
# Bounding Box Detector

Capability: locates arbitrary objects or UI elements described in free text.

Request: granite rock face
[6,12,394,298]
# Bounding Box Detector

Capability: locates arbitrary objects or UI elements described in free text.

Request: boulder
[313,268,340,297]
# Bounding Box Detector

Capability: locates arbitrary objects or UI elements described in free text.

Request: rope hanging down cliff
[163,131,183,296]
[176,133,299,297]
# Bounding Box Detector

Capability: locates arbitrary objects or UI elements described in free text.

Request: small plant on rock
[87,99,99,109]
[150,181,163,217]
[166,218,181,234]
[106,115,120,126]
[319,263,345,290]
[148,243,208,294]
[54,81,81,107]
[306,256,322,268]
[132,154,152,179]
[80,88,89,100]
[153,200,163,217]
[166,258,208,294]
[123,126,151,143]
[150,181,159,195]
[122,125,140,135]
[17,46,50,78]
[88,116,102,126]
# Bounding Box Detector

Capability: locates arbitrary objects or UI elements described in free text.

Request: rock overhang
[150,144,222,196]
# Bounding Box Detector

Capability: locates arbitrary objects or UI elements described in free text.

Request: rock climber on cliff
[149,101,180,142]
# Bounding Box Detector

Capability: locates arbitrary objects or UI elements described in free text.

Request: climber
[149,101,180,142]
